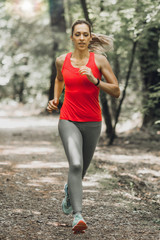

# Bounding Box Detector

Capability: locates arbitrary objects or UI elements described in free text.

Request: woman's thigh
[80,122,102,176]
[58,120,83,168]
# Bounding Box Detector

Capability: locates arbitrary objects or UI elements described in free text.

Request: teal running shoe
[72,213,87,234]
[62,184,72,215]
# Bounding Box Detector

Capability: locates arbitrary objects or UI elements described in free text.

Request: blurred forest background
[0,0,160,144]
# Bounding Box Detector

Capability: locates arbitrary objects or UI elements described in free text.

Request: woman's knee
[70,162,82,174]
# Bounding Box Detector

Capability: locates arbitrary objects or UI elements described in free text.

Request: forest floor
[0,103,160,240]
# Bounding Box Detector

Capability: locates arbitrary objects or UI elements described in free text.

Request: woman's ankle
[73,211,82,217]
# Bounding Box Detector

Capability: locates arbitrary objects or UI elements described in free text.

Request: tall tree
[109,40,138,145]
[138,26,160,126]
[80,0,92,25]
[134,0,160,126]
[48,0,67,101]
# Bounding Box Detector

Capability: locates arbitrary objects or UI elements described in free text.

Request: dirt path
[0,110,160,240]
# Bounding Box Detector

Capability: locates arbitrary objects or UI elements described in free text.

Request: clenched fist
[79,66,97,85]
[47,98,59,113]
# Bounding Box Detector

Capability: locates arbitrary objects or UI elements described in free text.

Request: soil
[0,104,160,240]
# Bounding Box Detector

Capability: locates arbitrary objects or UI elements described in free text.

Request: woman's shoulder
[56,53,69,68]
[94,53,108,69]
[94,53,107,62]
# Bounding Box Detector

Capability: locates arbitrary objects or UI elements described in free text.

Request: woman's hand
[79,66,97,85]
[47,98,59,113]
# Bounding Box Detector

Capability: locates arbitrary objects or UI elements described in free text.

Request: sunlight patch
[121,192,141,201]
[48,172,62,176]
[83,172,112,187]
[27,183,42,187]
[137,168,160,177]
[0,116,58,128]
[83,180,99,187]
[83,199,95,205]
[12,209,41,215]
[94,152,160,164]
[0,146,56,155]
[28,177,61,185]
[47,222,68,227]
[15,160,68,169]
[0,161,11,165]
[112,190,141,201]
[83,189,99,193]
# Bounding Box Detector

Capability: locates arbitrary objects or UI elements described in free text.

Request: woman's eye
[75,33,89,37]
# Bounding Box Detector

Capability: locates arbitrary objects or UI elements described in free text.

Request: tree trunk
[19,79,24,103]
[138,27,160,126]
[48,0,66,102]
[49,42,58,101]
[100,89,113,137]
[110,48,120,120]
[100,0,104,12]
[108,40,138,145]
[49,0,66,32]
[80,0,92,25]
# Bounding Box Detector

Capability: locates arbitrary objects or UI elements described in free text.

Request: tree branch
[80,0,92,25]
[108,40,138,145]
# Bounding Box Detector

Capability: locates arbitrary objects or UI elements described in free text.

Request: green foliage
[155,120,160,124]
[143,82,160,115]
[0,0,159,128]
[84,0,160,126]
[0,1,53,103]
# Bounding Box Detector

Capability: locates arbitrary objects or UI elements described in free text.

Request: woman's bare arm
[96,54,120,98]
[79,54,120,98]
[47,54,66,112]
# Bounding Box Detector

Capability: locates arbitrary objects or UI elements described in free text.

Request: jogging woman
[47,19,120,234]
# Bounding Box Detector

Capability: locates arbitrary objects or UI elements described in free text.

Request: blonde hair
[71,19,113,55]
[89,32,113,54]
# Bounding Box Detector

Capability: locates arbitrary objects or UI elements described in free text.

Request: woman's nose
[80,34,84,40]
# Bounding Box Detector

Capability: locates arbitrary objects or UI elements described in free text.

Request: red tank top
[60,52,102,122]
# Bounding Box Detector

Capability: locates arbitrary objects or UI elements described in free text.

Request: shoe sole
[72,220,88,234]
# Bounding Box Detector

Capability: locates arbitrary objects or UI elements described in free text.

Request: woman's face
[71,24,92,50]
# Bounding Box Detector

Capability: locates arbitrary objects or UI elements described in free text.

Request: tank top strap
[88,52,95,66]
[61,52,72,72]
[89,52,94,61]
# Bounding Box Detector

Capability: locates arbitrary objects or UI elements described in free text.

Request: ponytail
[89,33,113,55]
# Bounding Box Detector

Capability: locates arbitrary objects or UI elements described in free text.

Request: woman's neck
[72,49,90,60]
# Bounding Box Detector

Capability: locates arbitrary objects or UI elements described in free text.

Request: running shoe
[62,184,72,215]
[72,213,88,234]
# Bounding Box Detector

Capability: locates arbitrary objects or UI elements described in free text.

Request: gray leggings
[58,119,102,214]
